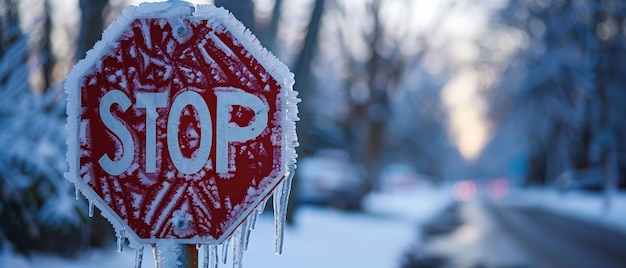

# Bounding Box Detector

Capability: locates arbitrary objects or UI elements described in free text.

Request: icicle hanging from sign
[134,245,144,268]
[232,228,244,268]
[117,228,125,253]
[88,200,94,218]
[221,236,231,265]
[273,165,296,254]
[210,244,218,268]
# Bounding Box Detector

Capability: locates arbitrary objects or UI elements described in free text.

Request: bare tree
[335,0,410,191]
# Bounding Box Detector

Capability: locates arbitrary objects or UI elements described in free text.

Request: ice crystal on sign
[65,2,299,268]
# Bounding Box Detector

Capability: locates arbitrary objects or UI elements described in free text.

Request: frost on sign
[64,1,299,253]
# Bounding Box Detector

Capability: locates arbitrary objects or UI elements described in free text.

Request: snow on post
[64,2,299,267]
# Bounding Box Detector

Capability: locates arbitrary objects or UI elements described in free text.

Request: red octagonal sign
[65,2,298,245]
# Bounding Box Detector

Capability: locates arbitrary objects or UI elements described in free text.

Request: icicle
[244,216,254,251]
[273,166,295,255]
[272,188,284,255]
[209,244,218,268]
[88,200,94,217]
[221,236,231,264]
[257,198,268,215]
[246,212,258,249]
[250,212,258,230]
[75,185,80,200]
[117,228,125,252]
[134,244,144,268]
[232,224,249,268]
[202,245,209,268]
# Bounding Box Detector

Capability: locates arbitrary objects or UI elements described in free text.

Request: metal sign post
[153,243,198,268]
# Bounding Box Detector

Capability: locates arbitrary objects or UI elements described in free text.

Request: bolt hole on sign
[64,1,299,266]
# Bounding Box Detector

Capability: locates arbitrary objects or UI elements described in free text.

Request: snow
[0,186,453,268]
[13,186,617,268]
[25,186,608,268]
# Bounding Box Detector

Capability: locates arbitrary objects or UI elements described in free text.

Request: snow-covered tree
[0,32,83,256]
[0,0,114,255]
[485,0,626,191]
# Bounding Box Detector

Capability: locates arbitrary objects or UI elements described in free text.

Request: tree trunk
[0,0,22,57]
[76,0,108,60]
[214,0,255,33]
[266,0,282,51]
[41,0,55,91]
[589,1,618,212]
[287,0,325,221]
[362,0,390,192]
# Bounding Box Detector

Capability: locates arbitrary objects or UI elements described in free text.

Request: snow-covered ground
[3,185,625,268]
[0,186,453,268]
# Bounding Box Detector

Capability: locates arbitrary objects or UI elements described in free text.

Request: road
[412,199,626,268]
[486,201,626,268]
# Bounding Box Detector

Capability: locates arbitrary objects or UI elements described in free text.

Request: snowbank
[1,187,453,268]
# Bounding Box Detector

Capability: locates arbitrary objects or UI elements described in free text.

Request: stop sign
[65,2,298,245]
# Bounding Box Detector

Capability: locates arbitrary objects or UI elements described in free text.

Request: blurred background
[1,0,625,267]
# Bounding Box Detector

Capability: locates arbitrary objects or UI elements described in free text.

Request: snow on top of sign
[135,1,194,18]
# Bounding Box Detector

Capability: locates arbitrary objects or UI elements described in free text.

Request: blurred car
[485,177,510,199]
[378,163,420,192]
[295,149,366,210]
[452,179,478,202]
[556,168,605,192]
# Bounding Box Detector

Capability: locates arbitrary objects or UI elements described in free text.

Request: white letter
[98,90,134,176]
[215,87,268,174]
[167,91,212,174]
[136,92,167,173]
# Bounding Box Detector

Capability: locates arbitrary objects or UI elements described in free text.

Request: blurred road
[486,201,626,268]
[413,199,626,268]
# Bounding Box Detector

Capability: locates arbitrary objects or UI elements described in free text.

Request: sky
[410,0,499,160]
